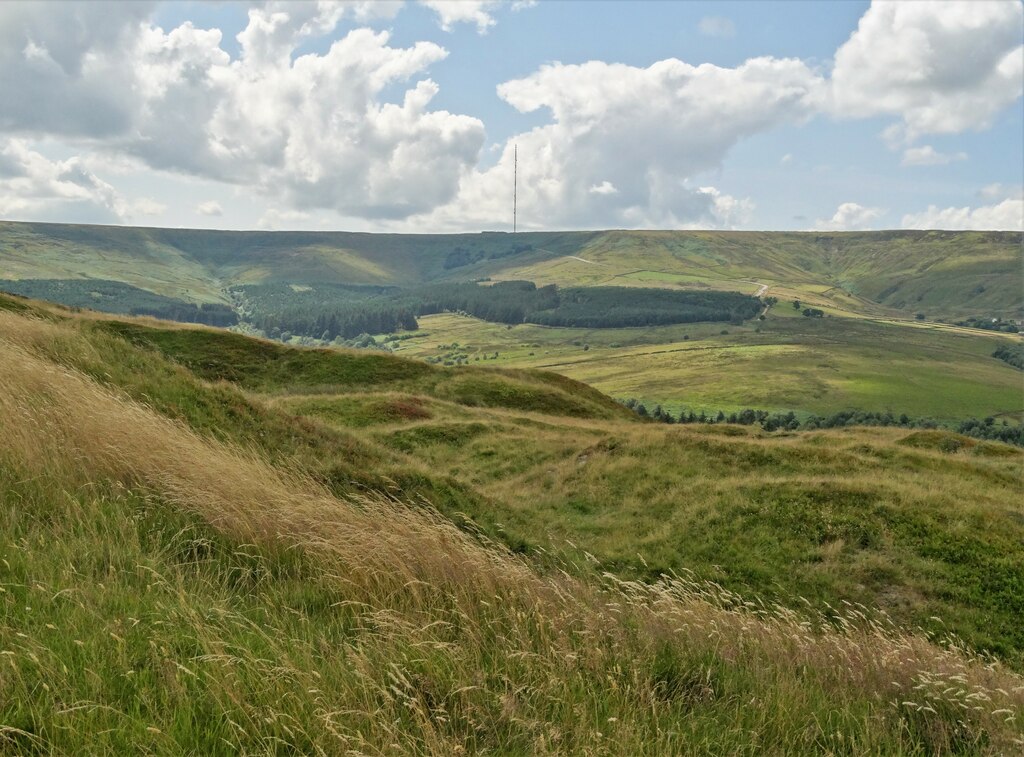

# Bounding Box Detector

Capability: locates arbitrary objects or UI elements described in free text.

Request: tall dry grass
[2,309,1023,753]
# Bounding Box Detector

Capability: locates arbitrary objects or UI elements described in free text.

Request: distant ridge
[0,220,1020,319]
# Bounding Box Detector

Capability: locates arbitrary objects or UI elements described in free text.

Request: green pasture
[387,309,1023,421]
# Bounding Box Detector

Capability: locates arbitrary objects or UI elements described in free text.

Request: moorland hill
[2,293,1023,753]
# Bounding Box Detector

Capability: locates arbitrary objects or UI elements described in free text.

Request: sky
[0,0,1021,233]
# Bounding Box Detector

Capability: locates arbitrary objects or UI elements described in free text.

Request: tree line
[235,280,764,340]
[956,316,1020,333]
[443,242,535,270]
[619,399,1024,447]
[0,278,237,326]
[993,343,1024,370]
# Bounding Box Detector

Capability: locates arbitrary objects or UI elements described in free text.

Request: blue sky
[0,0,1021,232]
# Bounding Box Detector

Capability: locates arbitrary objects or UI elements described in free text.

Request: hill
[1,221,1020,320]
[2,294,1023,753]
[480,229,1023,322]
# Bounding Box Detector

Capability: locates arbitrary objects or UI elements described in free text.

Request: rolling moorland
[1,221,1022,423]
[2,292,1024,754]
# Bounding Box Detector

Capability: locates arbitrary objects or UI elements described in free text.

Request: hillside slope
[3,295,1022,655]
[2,295,1024,753]
[481,230,1023,321]
[1,221,1020,319]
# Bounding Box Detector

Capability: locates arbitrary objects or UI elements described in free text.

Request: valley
[1,221,1021,425]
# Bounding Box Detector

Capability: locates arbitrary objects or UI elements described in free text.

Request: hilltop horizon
[4,218,1024,236]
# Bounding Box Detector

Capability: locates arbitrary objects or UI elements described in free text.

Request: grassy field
[3,295,1024,753]
[2,295,1024,753]
[384,307,1024,421]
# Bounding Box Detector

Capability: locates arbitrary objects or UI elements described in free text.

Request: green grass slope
[4,295,1021,664]
[482,230,1023,321]
[2,296,1024,753]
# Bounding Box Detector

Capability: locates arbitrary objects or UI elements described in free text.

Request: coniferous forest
[0,279,238,326]
[234,280,763,339]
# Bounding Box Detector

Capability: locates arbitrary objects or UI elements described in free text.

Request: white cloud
[693,186,754,229]
[979,183,1024,201]
[196,200,223,216]
[0,138,160,223]
[900,145,967,166]
[830,1,1024,142]
[814,202,885,231]
[0,2,157,139]
[0,1,1019,232]
[698,16,736,39]
[902,199,1024,230]
[420,1,498,33]
[414,55,820,230]
[0,3,484,221]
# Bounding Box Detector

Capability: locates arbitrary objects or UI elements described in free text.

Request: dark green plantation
[235,279,763,339]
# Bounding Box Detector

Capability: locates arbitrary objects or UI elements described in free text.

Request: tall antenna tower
[513,143,517,234]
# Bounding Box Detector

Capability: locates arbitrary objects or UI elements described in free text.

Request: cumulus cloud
[692,186,754,229]
[413,56,820,229]
[902,185,1024,231]
[900,145,967,166]
[814,202,885,231]
[698,16,736,39]
[196,200,223,216]
[420,1,498,33]
[0,2,156,138]
[0,138,161,223]
[830,1,1024,143]
[902,199,1024,230]
[133,198,168,217]
[0,1,1020,231]
[0,2,484,221]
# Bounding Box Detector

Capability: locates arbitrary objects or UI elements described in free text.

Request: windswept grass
[2,308,1024,754]
[7,300,1022,666]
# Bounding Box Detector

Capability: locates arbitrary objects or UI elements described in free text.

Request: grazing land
[386,310,1023,421]
[2,293,1024,754]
